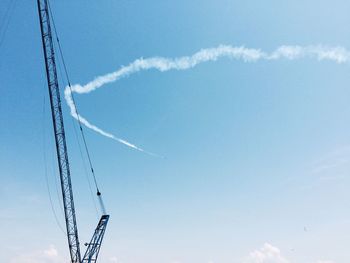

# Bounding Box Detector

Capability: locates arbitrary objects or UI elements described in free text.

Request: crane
[37,0,109,262]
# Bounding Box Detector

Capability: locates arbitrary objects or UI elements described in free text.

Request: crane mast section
[37,1,81,262]
[82,215,110,263]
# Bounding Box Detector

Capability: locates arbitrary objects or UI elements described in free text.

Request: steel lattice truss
[82,215,110,263]
[37,0,82,262]
[37,1,109,262]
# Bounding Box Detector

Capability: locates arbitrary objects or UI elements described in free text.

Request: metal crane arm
[38,1,110,262]
[82,215,110,263]
[37,0,81,262]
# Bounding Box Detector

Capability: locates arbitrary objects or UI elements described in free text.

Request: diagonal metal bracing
[37,0,81,262]
[37,1,110,262]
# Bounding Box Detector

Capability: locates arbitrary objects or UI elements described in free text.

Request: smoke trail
[64,88,159,156]
[65,44,350,153]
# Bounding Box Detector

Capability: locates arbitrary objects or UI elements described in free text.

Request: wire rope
[55,42,100,218]
[42,90,66,235]
[47,0,107,214]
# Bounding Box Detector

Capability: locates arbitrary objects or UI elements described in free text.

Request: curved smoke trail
[65,44,350,154]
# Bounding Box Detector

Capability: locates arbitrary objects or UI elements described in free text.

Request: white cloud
[10,245,63,263]
[65,44,350,153]
[246,243,289,263]
[244,243,336,263]
[9,243,337,263]
[109,256,118,263]
[311,145,350,180]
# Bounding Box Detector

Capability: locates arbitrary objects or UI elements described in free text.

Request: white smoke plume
[64,88,158,156]
[65,44,350,153]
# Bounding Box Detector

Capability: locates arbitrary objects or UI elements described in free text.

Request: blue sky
[1,0,350,262]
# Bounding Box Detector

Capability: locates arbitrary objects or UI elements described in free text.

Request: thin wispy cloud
[245,243,335,263]
[65,44,350,154]
[10,245,63,263]
[246,243,289,263]
[311,145,350,180]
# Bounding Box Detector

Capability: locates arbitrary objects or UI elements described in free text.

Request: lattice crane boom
[37,1,109,262]
[82,215,110,262]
